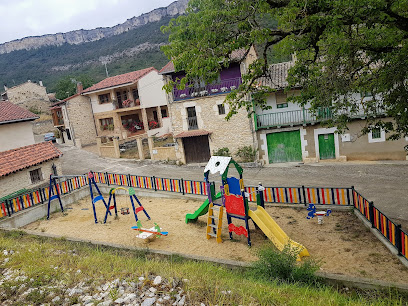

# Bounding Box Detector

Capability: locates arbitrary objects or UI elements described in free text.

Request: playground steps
[206,202,223,243]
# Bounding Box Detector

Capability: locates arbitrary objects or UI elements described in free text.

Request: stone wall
[32,120,54,135]
[5,81,51,114]
[0,159,62,199]
[65,95,97,146]
[151,146,177,161]
[169,95,257,161]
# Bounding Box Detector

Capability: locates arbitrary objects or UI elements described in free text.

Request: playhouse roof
[204,156,232,175]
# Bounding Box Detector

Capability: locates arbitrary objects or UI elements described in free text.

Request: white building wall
[138,71,168,108]
[88,92,115,114]
[0,121,35,152]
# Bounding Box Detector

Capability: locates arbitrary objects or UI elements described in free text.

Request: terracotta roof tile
[159,48,249,75]
[0,142,62,177]
[0,101,39,124]
[174,130,212,138]
[258,61,295,90]
[83,67,156,93]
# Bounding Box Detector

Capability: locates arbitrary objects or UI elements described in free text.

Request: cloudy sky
[0,0,176,44]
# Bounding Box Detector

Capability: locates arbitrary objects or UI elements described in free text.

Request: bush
[213,147,231,157]
[53,130,60,138]
[251,245,320,285]
[236,146,257,162]
[28,106,41,114]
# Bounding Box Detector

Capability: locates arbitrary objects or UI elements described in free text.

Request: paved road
[57,145,408,227]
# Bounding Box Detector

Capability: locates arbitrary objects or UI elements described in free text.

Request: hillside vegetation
[0,17,172,93]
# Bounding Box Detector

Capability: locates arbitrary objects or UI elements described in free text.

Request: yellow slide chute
[248,206,309,261]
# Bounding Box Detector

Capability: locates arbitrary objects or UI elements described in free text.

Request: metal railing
[1,170,406,263]
[187,116,198,130]
[173,77,242,101]
[256,106,386,129]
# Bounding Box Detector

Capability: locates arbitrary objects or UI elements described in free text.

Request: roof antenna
[104,62,109,78]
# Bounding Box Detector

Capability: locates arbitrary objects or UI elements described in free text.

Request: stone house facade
[159,47,258,164]
[82,68,170,141]
[0,102,62,198]
[254,61,408,164]
[1,80,51,114]
[51,83,97,147]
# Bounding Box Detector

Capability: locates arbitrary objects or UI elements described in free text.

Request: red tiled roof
[159,48,249,75]
[0,101,39,124]
[83,67,156,93]
[0,142,62,177]
[174,130,212,138]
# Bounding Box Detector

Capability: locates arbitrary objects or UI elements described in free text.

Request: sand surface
[24,195,408,284]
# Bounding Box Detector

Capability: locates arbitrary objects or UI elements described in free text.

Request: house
[50,83,97,147]
[1,80,51,114]
[82,67,170,140]
[0,101,62,198]
[254,60,408,163]
[159,47,258,164]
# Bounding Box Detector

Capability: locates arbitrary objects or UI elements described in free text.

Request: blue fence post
[395,224,402,256]
[105,172,109,186]
[350,186,355,207]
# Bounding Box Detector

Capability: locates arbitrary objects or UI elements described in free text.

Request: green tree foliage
[55,75,94,100]
[161,0,408,138]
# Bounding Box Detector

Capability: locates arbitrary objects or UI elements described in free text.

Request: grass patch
[0,230,406,305]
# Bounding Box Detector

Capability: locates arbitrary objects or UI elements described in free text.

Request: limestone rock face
[0,0,188,54]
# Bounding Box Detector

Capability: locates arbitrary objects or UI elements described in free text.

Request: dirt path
[24,195,408,284]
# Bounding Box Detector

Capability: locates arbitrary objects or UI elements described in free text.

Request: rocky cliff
[0,0,188,54]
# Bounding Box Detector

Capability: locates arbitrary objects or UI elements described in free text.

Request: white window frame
[368,128,385,143]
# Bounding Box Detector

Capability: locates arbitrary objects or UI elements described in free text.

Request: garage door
[266,130,302,163]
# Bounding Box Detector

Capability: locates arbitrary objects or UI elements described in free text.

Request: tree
[55,75,94,100]
[161,0,408,139]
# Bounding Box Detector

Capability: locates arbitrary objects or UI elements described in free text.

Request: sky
[0,0,176,44]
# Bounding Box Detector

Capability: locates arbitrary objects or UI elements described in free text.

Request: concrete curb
[354,210,408,269]
[1,227,408,293]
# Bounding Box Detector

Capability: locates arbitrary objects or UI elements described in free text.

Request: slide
[185,191,223,224]
[248,206,309,261]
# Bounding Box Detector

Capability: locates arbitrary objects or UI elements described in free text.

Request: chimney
[3,84,7,91]
[39,80,43,86]
[76,82,83,94]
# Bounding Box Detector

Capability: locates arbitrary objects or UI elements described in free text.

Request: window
[99,118,114,131]
[368,127,385,143]
[218,104,225,115]
[30,168,43,184]
[161,107,168,118]
[186,107,198,130]
[116,91,128,105]
[361,91,373,98]
[98,94,111,104]
[277,103,288,109]
[371,128,381,139]
[66,128,72,140]
[132,88,139,100]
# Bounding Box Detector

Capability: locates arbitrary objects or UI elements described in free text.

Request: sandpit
[24,195,408,284]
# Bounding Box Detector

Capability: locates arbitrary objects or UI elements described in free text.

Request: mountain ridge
[0,0,188,54]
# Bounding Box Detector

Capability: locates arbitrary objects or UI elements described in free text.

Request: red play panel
[225,194,245,216]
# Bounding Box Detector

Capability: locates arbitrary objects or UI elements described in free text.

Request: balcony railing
[255,106,386,130]
[173,78,241,101]
[187,116,198,130]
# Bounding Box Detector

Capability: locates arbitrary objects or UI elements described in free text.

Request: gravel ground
[58,145,408,228]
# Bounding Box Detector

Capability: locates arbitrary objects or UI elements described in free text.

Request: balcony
[173,78,241,101]
[255,106,386,130]
[114,99,140,110]
[187,116,198,130]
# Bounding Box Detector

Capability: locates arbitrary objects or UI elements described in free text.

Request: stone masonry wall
[32,120,55,135]
[0,159,62,198]
[5,81,51,114]
[66,95,97,146]
[169,95,256,160]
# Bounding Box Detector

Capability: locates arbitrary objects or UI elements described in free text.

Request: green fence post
[395,224,402,256]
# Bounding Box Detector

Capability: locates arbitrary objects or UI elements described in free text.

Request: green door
[318,133,336,160]
[266,131,302,163]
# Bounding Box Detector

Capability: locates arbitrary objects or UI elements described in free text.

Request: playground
[24,193,408,284]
